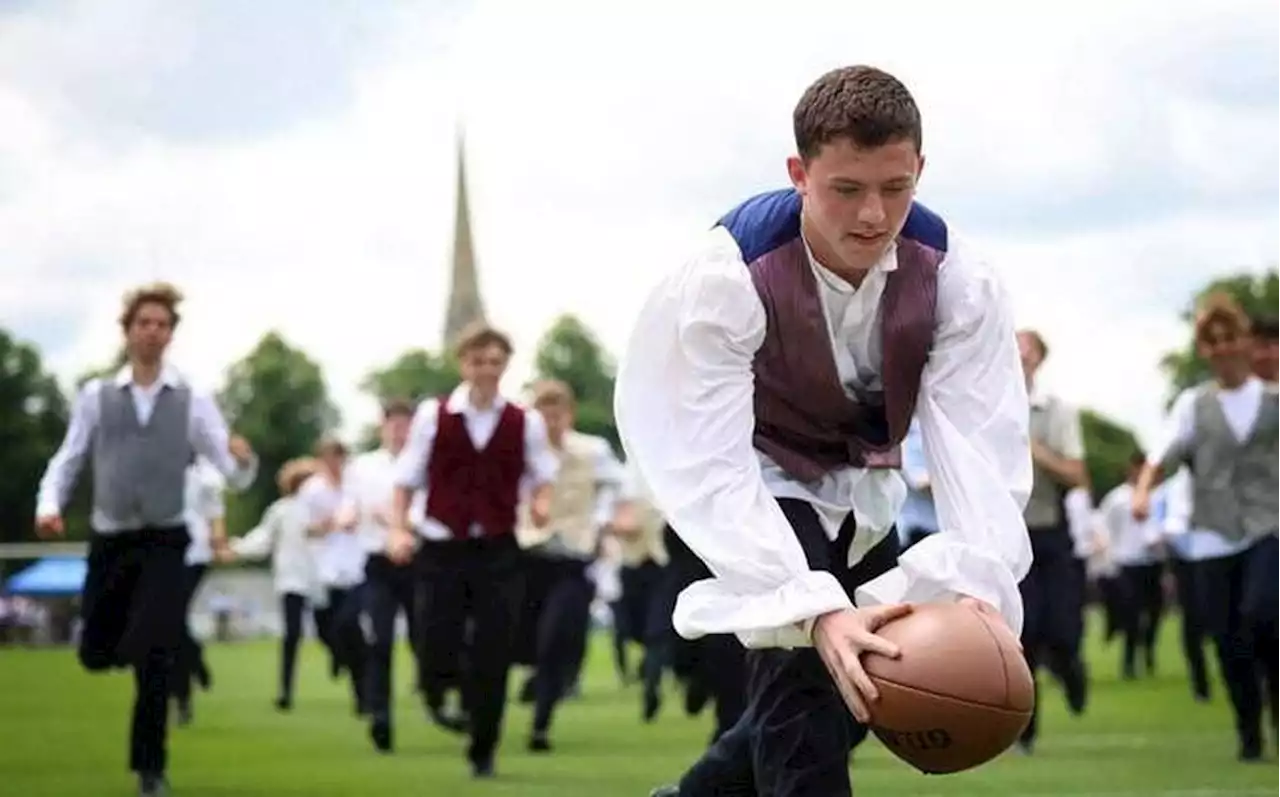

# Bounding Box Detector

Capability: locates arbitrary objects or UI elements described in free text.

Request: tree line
[0,270,1273,542]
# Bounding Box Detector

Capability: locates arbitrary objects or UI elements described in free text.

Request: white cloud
[0,0,1275,451]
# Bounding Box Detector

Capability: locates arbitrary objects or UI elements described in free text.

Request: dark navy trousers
[674,500,899,796]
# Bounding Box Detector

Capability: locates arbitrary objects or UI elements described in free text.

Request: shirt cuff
[671,569,852,650]
[35,496,61,519]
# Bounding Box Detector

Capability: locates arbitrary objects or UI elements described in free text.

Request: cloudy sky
[1,0,1275,448]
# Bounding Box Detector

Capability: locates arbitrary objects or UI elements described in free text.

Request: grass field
[0,619,1275,797]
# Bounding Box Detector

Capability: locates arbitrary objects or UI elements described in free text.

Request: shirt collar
[800,235,898,296]
[446,382,507,414]
[113,362,185,389]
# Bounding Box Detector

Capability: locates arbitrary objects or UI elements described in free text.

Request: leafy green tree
[1080,409,1141,501]
[0,329,77,543]
[530,314,619,451]
[217,332,339,534]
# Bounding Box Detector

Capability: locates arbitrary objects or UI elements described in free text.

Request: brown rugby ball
[861,601,1034,774]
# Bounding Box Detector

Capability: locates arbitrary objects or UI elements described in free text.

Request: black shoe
[274,696,292,712]
[370,719,393,753]
[528,732,552,753]
[176,699,193,727]
[649,787,679,797]
[137,771,168,796]
[471,758,495,779]
[643,688,661,723]
[1239,732,1264,762]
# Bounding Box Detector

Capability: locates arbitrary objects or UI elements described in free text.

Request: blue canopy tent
[4,556,88,597]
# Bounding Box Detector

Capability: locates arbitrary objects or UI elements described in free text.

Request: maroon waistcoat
[716,189,944,483]
[424,399,527,539]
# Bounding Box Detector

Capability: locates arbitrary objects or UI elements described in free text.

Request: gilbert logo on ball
[862,602,1034,775]
[876,727,954,753]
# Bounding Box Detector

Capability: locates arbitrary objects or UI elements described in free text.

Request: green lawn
[0,621,1274,796]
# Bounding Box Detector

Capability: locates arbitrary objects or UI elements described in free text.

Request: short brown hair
[1249,313,1278,342]
[381,398,415,420]
[120,281,184,330]
[1018,329,1049,361]
[531,378,575,410]
[277,457,319,495]
[1194,292,1250,342]
[454,321,513,359]
[314,435,348,458]
[793,65,922,162]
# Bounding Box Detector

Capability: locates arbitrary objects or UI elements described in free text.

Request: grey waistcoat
[1024,396,1068,530]
[92,384,194,532]
[1187,385,1278,542]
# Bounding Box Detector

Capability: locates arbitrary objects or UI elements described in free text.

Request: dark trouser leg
[171,564,208,706]
[531,562,594,738]
[1172,557,1211,698]
[417,550,468,714]
[363,557,412,726]
[666,501,890,796]
[103,528,189,776]
[678,648,858,797]
[640,560,676,721]
[279,593,305,705]
[312,599,339,677]
[328,586,369,710]
[131,648,176,774]
[1203,543,1267,758]
[705,634,747,743]
[1241,537,1279,746]
[462,539,525,768]
[1117,566,1143,678]
[1136,563,1166,675]
[1020,525,1085,748]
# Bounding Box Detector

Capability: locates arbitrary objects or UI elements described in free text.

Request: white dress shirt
[1098,483,1161,566]
[230,495,323,599]
[394,383,561,540]
[36,364,258,529]
[342,448,401,554]
[615,225,1033,649]
[298,472,365,588]
[1063,486,1097,559]
[184,458,226,566]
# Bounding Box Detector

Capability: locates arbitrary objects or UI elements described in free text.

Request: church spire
[442,130,487,348]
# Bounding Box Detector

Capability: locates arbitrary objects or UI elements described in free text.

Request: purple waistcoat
[716,189,944,483]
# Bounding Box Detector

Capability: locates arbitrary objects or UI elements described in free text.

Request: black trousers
[364,554,417,725]
[170,563,209,704]
[79,526,190,775]
[657,525,749,739]
[675,501,898,797]
[1170,556,1212,698]
[1116,562,1166,678]
[1200,535,1279,753]
[327,585,370,710]
[531,557,595,735]
[612,558,663,680]
[1018,524,1087,745]
[279,592,307,703]
[418,534,525,766]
